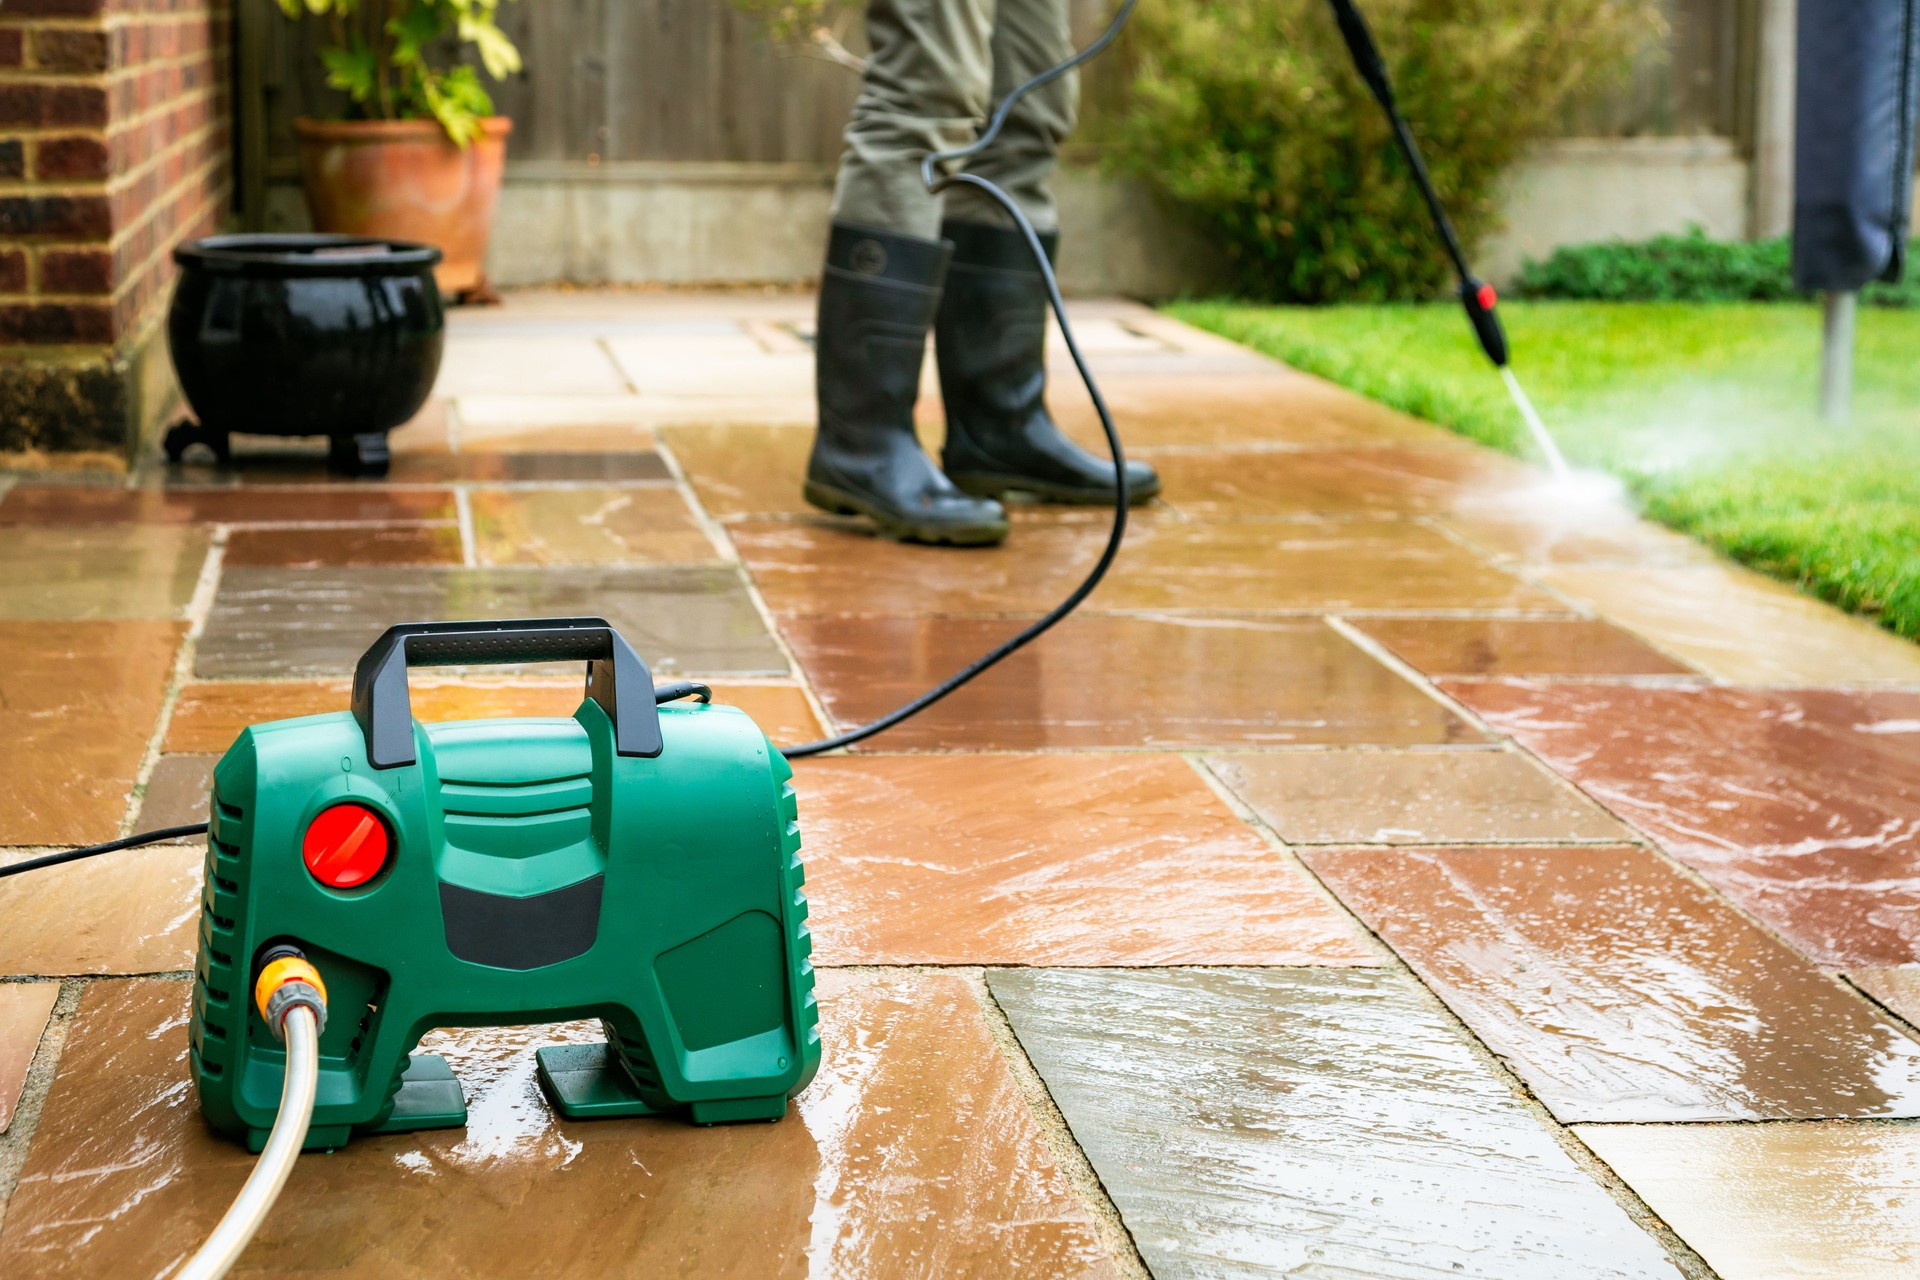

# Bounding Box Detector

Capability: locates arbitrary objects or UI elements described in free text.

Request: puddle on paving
[0,973,1117,1278]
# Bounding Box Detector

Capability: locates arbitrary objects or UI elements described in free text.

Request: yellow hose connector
[254,953,328,1038]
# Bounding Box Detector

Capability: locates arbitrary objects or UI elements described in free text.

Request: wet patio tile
[0,621,183,845]
[1576,1122,1920,1280]
[1304,844,1920,1121]
[658,423,815,519]
[1352,616,1694,678]
[168,452,673,487]
[734,517,1558,617]
[797,754,1372,966]
[470,486,717,566]
[1155,444,1539,519]
[0,845,198,974]
[196,567,786,679]
[1537,564,1920,684]
[133,754,216,831]
[454,411,658,454]
[165,680,823,755]
[0,981,57,1131]
[1207,748,1628,844]
[0,486,456,526]
[1850,969,1920,1026]
[222,525,462,568]
[784,613,1485,750]
[1440,509,1721,568]
[0,973,1122,1278]
[0,525,207,619]
[990,966,1680,1279]
[1445,682,1920,968]
[1049,369,1456,452]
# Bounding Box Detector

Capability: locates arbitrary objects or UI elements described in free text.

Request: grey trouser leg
[830,0,1078,238]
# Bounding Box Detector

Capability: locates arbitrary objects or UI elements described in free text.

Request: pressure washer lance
[169,947,328,1280]
[1326,0,1572,480]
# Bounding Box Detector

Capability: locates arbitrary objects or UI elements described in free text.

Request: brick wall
[0,0,230,458]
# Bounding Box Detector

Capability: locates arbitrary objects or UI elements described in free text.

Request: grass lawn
[1167,300,1920,639]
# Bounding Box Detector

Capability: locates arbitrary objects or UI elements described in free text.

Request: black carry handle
[1325,0,1509,369]
[351,617,664,769]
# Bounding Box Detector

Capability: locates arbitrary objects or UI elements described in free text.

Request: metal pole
[1820,289,1858,421]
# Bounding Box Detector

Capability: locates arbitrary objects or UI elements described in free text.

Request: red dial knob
[303,803,390,889]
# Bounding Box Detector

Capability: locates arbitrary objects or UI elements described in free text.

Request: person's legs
[808,0,1008,545]
[941,0,1076,232]
[933,0,1160,504]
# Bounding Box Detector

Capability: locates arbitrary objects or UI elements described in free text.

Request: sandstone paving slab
[1048,368,1455,452]
[433,335,633,397]
[1850,969,1920,1026]
[1155,443,1539,520]
[0,973,1123,1278]
[222,524,462,568]
[1538,564,1920,684]
[734,517,1559,617]
[469,485,717,566]
[784,613,1484,750]
[1305,844,1920,1121]
[0,845,198,975]
[1438,509,1721,569]
[603,337,812,402]
[163,450,671,487]
[1207,747,1627,845]
[796,753,1373,966]
[989,966,1681,1280]
[165,679,822,753]
[453,404,658,453]
[0,620,184,846]
[1577,1122,1920,1280]
[0,981,57,1131]
[197,566,786,679]
[0,525,208,620]
[658,422,817,519]
[134,754,216,831]
[1352,616,1694,678]
[1446,681,1920,968]
[0,486,456,526]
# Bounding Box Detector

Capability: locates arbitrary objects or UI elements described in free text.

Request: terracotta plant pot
[293,116,511,298]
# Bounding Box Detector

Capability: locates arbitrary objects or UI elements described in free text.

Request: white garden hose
[169,954,327,1280]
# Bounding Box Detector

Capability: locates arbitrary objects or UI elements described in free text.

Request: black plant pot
[166,234,446,476]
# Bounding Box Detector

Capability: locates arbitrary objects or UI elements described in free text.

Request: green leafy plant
[1106,0,1656,302]
[276,0,523,145]
[1517,227,1920,307]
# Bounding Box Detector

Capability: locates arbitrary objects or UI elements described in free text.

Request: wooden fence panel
[241,0,1748,182]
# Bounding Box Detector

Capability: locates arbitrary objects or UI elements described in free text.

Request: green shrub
[1516,227,1920,307]
[1106,0,1653,302]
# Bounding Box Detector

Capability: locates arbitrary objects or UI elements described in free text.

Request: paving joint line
[962,971,1155,1280]
[1180,751,1396,966]
[0,977,88,1234]
[651,433,837,740]
[120,526,227,838]
[1181,737,1723,1275]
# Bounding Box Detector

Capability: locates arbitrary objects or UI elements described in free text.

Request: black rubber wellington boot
[807,223,1009,547]
[935,219,1161,505]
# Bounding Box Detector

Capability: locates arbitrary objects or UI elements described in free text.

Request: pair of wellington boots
[805,219,1161,547]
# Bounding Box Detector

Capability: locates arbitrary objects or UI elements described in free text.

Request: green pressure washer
[0,1,1532,1272]
[191,619,818,1152]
